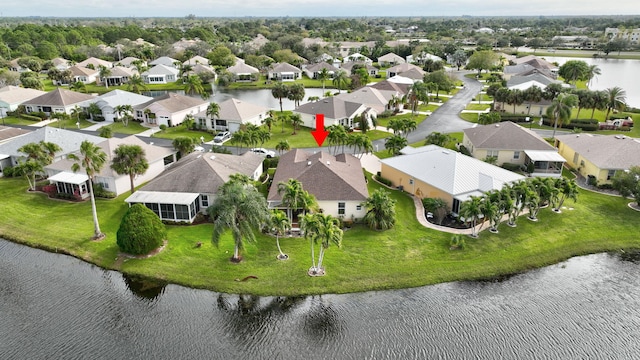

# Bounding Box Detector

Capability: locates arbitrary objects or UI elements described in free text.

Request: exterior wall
[495,102,549,116]
[316,200,366,220]
[557,140,611,184]
[380,163,454,208]
[25,104,81,115]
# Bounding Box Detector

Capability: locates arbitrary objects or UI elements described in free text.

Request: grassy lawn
[2,173,639,296]
[1,116,43,126]
[151,125,214,142]
[465,104,491,111]
[98,121,148,135]
[376,112,429,128]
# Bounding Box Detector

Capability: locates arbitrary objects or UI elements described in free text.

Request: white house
[22,88,95,116]
[84,90,153,122]
[0,86,47,117]
[195,98,269,132]
[68,65,99,84]
[149,56,179,68]
[141,64,179,84]
[134,93,208,128]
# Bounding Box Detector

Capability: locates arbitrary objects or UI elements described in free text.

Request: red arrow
[311,113,329,147]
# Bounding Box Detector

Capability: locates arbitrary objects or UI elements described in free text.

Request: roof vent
[307,161,312,166]
[327,161,330,165]
[210,155,216,160]
[495,124,500,127]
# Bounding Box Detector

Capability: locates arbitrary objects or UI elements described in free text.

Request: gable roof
[398,67,426,80]
[183,55,209,66]
[91,90,153,108]
[512,55,557,71]
[305,62,339,73]
[227,62,259,75]
[149,56,178,67]
[464,121,556,151]
[116,57,141,67]
[340,61,378,73]
[197,98,268,122]
[335,87,395,112]
[370,80,410,95]
[45,135,175,178]
[77,57,113,69]
[142,64,179,76]
[378,52,405,63]
[23,88,95,107]
[294,96,364,119]
[556,134,640,170]
[387,63,424,75]
[267,149,368,202]
[0,126,103,158]
[108,66,135,77]
[135,93,207,113]
[270,62,302,73]
[0,86,47,106]
[138,151,263,194]
[381,145,524,197]
[68,65,99,77]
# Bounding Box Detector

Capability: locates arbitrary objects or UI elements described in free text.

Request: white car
[250,148,276,158]
[213,131,231,144]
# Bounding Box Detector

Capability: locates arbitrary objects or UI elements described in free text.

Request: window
[200,195,209,207]
[338,202,345,215]
[356,205,362,211]
[160,204,173,220]
[607,169,616,180]
[487,150,499,157]
[175,204,190,220]
[145,203,160,217]
[409,179,414,185]
[513,151,520,160]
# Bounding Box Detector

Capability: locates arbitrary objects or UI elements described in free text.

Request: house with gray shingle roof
[68,65,99,84]
[381,145,525,213]
[267,149,368,221]
[268,62,302,81]
[103,66,136,87]
[84,90,153,122]
[22,88,95,116]
[339,62,379,77]
[0,86,47,116]
[293,96,368,129]
[0,126,103,171]
[378,52,406,67]
[226,62,260,82]
[116,57,144,69]
[183,55,210,66]
[141,64,179,84]
[463,121,565,177]
[195,98,269,133]
[44,135,176,198]
[386,63,425,79]
[133,93,208,128]
[555,134,640,185]
[302,62,339,79]
[125,151,264,223]
[149,56,179,68]
[77,57,113,69]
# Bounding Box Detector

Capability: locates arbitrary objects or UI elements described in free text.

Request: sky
[2,0,640,18]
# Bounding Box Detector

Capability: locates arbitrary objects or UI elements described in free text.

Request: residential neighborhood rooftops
[196,98,269,122]
[0,126,103,159]
[135,92,207,113]
[556,134,640,170]
[294,96,364,120]
[0,86,47,106]
[463,121,556,151]
[23,88,95,108]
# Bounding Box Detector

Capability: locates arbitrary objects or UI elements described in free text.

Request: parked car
[213,131,231,144]
[250,148,276,158]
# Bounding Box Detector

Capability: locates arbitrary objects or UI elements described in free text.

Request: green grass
[465,104,491,111]
[2,173,639,296]
[98,121,148,135]
[151,125,214,142]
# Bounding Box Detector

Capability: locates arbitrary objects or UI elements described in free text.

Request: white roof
[381,145,524,197]
[91,90,153,109]
[125,190,199,205]
[524,150,566,162]
[142,64,179,76]
[48,171,89,185]
[508,80,549,91]
[387,75,414,85]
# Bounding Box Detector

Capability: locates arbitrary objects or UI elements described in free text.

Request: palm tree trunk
[129,174,135,194]
[310,239,316,271]
[317,246,325,270]
[87,179,103,239]
[276,235,284,256]
[234,244,240,260]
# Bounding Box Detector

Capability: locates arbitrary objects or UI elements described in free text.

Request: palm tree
[172,136,196,157]
[98,65,111,89]
[127,74,148,94]
[17,141,62,190]
[332,70,348,91]
[459,195,483,237]
[114,104,134,126]
[604,86,627,121]
[69,81,87,93]
[586,64,601,87]
[408,82,427,114]
[546,93,578,138]
[110,144,149,194]
[277,178,304,222]
[182,114,195,130]
[231,130,249,155]
[271,82,289,113]
[300,213,343,276]
[208,180,270,262]
[68,140,107,240]
[424,132,452,147]
[384,135,407,156]
[262,111,275,133]
[400,118,417,139]
[289,113,303,135]
[523,85,543,116]
[362,189,397,230]
[317,68,330,94]
[287,83,305,108]
[70,105,82,128]
[327,124,348,155]
[183,75,206,97]
[270,210,291,260]
[275,140,290,155]
[554,178,579,212]
[14,159,42,191]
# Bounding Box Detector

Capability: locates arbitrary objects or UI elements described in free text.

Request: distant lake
[544,56,640,108]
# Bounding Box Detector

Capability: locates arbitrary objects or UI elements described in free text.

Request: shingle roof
[69,65,99,77]
[142,64,179,76]
[294,97,364,119]
[381,145,524,197]
[45,135,175,178]
[183,55,209,66]
[387,63,424,75]
[464,121,555,151]
[556,134,640,170]
[77,57,113,69]
[108,66,135,77]
[370,80,410,95]
[149,56,178,67]
[196,98,268,122]
[135,93,207,113]
[23,88,95,107]
[0,125,31,143]
[0,126,103,158]
[0,86,47,106]
[227,62,259,74]
[267,149,368,202]
[305,62,339,73]
[378,52,405,63]
[335,87,394,112]
[139,151,263,194]
[270,62,302,73]
[116,57,141,66]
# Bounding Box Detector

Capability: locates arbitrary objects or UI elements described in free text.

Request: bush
[2,166,16,177]
[459,145,471,156]
[210,146,232,154]
[117,204,167,255]
[93,183,116,199]
[501,163,522,172]
[20,113,45,121]
[263,156,279,169]
[377,110,394,118]
[374,174,393,187]
[159,124,167,131]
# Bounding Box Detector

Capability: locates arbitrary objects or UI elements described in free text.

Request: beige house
[463,121,565,177]
[134,93,208,128]
[195,98,269,133]
[0,86,47,117]
[268,150,368,222]
[293,96,369,129]
[45,135,176,198]
[378,52,406,67]
[125,151,264,223]
[380,145,524,213]
[555,134,640,185]
[22,88,95,116]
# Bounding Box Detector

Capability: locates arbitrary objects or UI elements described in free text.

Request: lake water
[543,56,640,108]
[2,237,640,359]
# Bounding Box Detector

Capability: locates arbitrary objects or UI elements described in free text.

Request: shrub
[501,163,522,172]
[459,145,471,156]
[263,156,279,169]
[450,234,465,250]
[374,175,393,187]
[377,110,394,118]
[210,146,232,154]
[92,183,116,199]
[159,124,167,131]
[117,204,167,255]
[20,113,45,121]
[2,166,16,177]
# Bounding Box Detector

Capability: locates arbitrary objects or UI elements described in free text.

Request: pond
[2,238,640,359]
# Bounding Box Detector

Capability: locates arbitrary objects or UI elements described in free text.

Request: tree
[424,70,454,100]
[183,75,206,97]
[287,83,305,108]
[183,114,196,130]
[466,50,499,77]
[317,67,330,94]
[277,179,317,222]
[407,81,428,114]
[98,65,111,88]
[300,213,343,276]
[332,70,349,91]
[604,86,627,121]
[116,204,166,255]
[362,189,397,230]
[327,124,349,155]
[98,126,112,138]
[68,140,108,240]
[208,45,236,68]
[553,178,579,212]
[262,112,275,133]
[231,130,249,154]
[172,136,196,157]
[114,104,134,127]
[275,140,290,154]
[271,82,289,113]
[459,195,483,237]
[17,141,61,190]
[20,74,44,90]
[558,60,589,85]
[507,88,525,114]
[110,144,149,194]
[523,86,543,116]
[206,101,220,130]
[126,74,148,94]
[424,132,452,147]
[289,113,303,135]
[451,49,468,70]
[14,159,42,191]
[208,180,270,262]
[270,210,291,260]
[384,134,407,156]
[546,93,578,138]
[586,64,601,87]
[70,81,87,93]
[612,166,640,206]
[478,111,501,125]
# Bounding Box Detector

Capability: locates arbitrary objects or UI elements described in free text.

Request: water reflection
[123,274,167,300]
